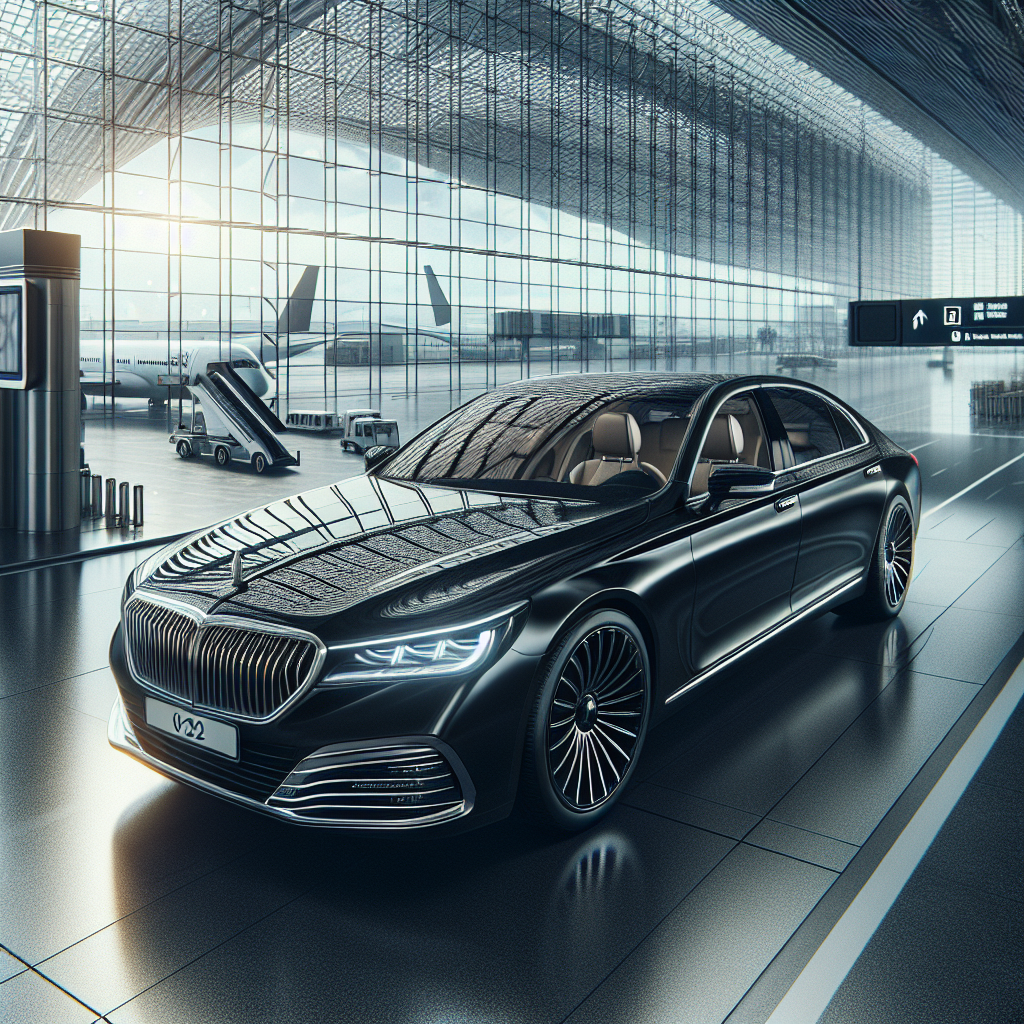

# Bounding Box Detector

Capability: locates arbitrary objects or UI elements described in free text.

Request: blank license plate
[145,697,238,760]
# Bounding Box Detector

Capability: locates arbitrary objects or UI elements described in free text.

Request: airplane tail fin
[423,265,452,327]
[276,266,319,334]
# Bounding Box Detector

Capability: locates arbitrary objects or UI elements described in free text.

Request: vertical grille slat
[123,596,320,720]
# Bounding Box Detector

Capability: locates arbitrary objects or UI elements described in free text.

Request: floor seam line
[555,840,740,1024]
[33,844,263,972]
[100,883,318,1019]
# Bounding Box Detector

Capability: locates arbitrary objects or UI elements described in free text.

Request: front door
[686,389,801,673]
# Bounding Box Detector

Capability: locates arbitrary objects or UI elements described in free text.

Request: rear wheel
[252,452,267,474]
[837,495,914,620]
[214,445,230,467]
[521,610,650,831]
[176,440,191,459]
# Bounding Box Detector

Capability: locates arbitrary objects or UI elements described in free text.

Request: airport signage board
[0,279,31,389]
[849,295,1024,347]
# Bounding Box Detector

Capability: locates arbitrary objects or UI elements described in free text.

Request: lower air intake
[266,745,467,827]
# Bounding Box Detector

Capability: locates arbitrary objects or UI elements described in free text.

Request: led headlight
[323,606,524,685]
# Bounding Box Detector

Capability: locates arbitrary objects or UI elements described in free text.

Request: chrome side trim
[665,575,864,705]
[122,590,327,723]
[107,699,474,830]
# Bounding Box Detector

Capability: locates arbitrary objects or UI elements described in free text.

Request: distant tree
[757,325,777,352]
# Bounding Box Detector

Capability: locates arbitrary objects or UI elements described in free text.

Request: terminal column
[0,229,81,532]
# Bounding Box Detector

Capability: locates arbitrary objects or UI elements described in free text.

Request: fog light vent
[267,744,466,826]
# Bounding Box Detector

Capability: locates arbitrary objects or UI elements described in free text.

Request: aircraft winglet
[423,266,452,327]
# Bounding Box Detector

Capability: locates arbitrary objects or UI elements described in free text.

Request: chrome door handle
[775,496,796,512]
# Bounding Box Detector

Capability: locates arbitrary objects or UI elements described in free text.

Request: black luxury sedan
[109,373,922,832]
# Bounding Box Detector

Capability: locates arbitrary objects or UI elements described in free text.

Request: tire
[176,440,191,459]
[520,609,651,831]
[252,452,267,474]
[214,446,230,467]
[837,495,914,620]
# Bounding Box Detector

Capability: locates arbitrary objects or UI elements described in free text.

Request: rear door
[761,386,886,611]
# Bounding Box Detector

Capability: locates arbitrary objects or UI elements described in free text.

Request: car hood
[135,475,647,634]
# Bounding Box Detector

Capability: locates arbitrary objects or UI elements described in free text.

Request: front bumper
[108,693,476,829]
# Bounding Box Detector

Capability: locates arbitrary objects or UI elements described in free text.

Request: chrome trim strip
[665,575,864,705]
[108,701,473,829]
[122,590,327,723]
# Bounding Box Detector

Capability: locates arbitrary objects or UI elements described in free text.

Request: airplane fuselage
[80,340,272,401]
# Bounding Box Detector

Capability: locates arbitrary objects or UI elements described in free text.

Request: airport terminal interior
[0,0,1022,1021]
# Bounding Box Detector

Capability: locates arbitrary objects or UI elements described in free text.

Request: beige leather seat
[647,417,689,480]
[691,414,743,494]
[569,412,667,486]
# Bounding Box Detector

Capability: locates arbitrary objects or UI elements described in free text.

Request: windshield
[380,380,701,497]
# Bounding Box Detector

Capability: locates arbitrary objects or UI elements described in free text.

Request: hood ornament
[231,550,248,592]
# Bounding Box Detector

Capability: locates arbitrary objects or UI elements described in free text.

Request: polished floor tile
[566,844,836,1024]
[904,606,1024,685]
[0,969,100,1024]
[39,844,310,1016]
[106,807,734,1023]
[768,670,979,845]
[650,653,907,817]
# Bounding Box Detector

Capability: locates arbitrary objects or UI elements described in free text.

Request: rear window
[764,388,842,465]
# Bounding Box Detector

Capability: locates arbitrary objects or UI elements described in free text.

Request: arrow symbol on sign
[912,310,927,329]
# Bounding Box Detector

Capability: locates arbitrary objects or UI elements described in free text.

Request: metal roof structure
[713,0,1024,213]
[0,0,934,284]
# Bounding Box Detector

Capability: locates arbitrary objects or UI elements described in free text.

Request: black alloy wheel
[882,501,914,609]
[837,494,915,620]
[176,440,191,459]
[215,446,230,467]
[522,610,651,831]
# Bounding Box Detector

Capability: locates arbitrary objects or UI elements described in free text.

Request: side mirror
[364,445,393,473]
[707,463,775,501]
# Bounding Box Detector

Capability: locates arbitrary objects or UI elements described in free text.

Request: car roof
[492,371,739,405]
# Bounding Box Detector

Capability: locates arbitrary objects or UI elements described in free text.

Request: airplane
[79,265,455,407]
[78,269,325,406]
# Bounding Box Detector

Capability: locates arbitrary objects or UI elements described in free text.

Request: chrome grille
[123,599,198,702]
[266,746,467,826]
[123,594,322,720]
[194,625,317,718]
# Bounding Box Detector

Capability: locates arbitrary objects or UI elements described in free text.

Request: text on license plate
[145,697,239,760]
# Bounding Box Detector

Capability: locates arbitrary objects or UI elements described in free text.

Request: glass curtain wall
[0,0,1012,423]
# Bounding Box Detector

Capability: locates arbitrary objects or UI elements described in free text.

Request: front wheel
[520,610,651,831]
[214,445,230,467]
[838,495,914,620]
[176,440,191,459]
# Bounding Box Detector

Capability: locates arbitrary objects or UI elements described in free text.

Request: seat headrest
[592,412,641,459]
[659,417,689,451]
[702,414,743,460]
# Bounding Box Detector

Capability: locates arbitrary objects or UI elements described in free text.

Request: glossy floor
[1,425,1022,1022]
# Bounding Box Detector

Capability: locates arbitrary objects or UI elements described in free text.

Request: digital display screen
[0,285,22,379]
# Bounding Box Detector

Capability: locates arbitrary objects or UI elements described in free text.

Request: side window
[830,404,865,450]
[764,388,842,465]
[690,391,771,495]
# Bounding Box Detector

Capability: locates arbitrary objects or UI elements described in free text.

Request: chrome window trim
[122,590,327,723]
